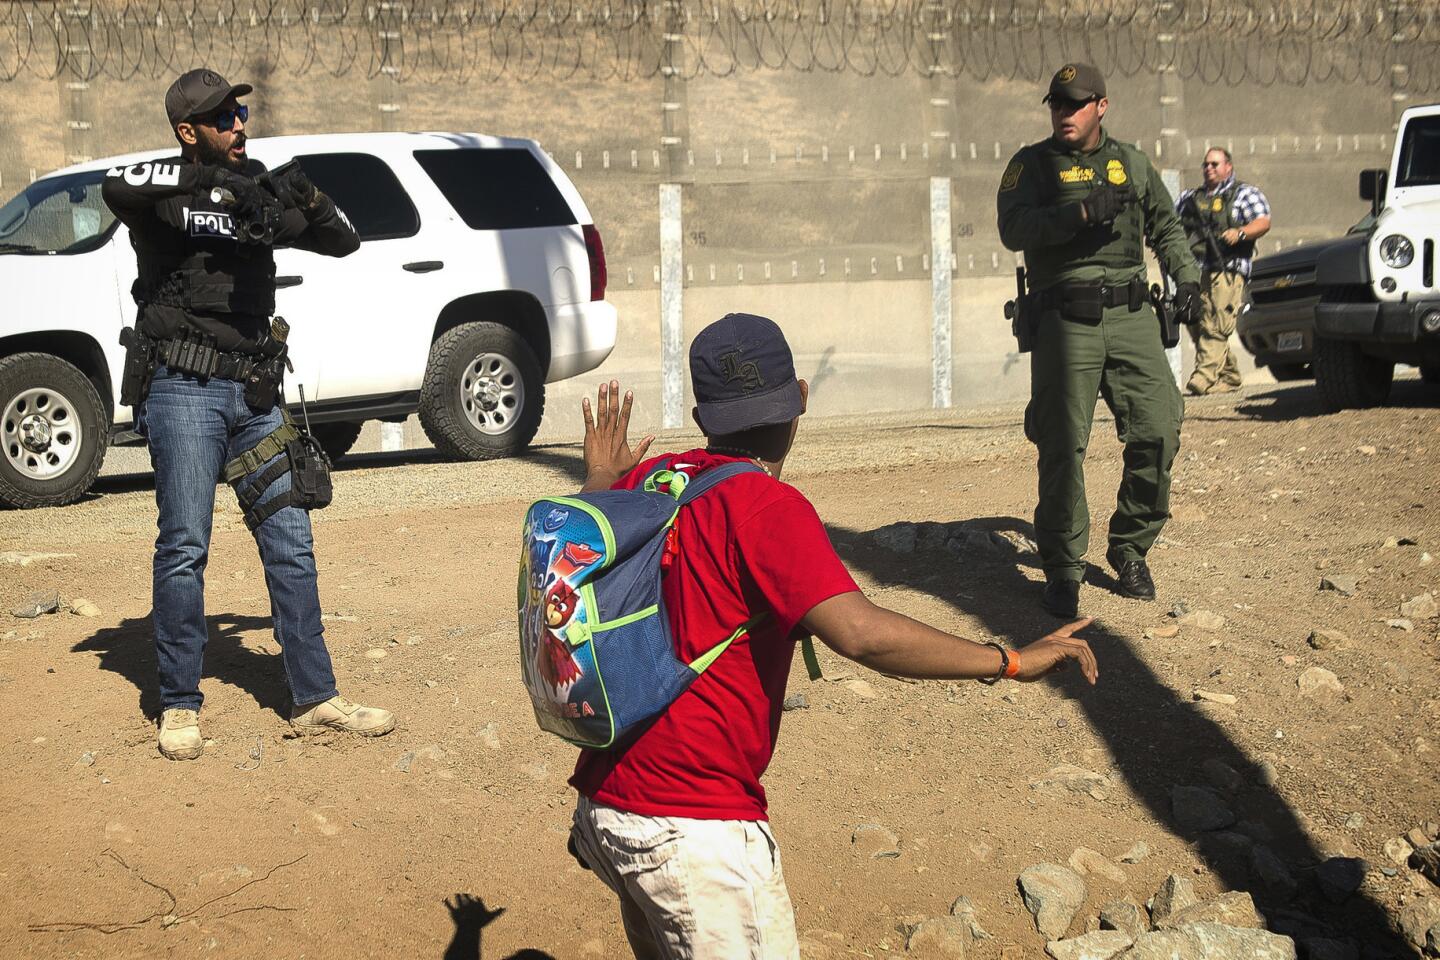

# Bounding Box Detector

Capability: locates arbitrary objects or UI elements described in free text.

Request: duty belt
[157,336,262,383]
[1041,277,1148,311]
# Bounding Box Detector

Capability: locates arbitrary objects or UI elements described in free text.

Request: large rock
[1098,898,1146,938]
[1068,847,1128,884]
[1044,930,1133,960]
[1149,874,1200,924]
[1250,844,1298,900]
[1123,923,1297,960]
[1018,863,1087,940]
[1199,758,1244,796]
[1171,785,1237,832]
[1401,592,1439,620]
[1315,857,1368,903]
[1307,628,1351,650]
[947,896,989,941]
[1030,764,1113,802]
[1154,891,1263,930]
[905,917,967,958]
[1297,667,1344,698]
[1398,898,1440,954]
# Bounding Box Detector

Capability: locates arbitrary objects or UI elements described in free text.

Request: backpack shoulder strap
[674,461,766,506]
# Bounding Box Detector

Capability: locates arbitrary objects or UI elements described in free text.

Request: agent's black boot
[1109,550,1157,601]
[1041,578,1080,618]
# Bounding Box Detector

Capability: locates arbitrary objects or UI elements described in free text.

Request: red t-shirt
[569,450,858,820]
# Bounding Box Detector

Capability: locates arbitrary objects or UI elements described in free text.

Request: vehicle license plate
[1276,331,1304,352]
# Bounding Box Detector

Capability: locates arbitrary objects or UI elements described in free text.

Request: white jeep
[0,132,617,508]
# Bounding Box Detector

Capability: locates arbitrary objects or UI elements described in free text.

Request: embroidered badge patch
[1212,197,1224,212]
[1057,65,1077,83]
[1106,159,1128,185]
[1059,166,1095,184]
[1000,159,1024,192]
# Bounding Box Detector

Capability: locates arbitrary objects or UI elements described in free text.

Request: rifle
[1185,192,1230,275]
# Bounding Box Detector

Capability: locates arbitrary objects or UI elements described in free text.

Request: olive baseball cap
[1043,63,1106,103]
[165,68,252,127]
[689,313,803,435]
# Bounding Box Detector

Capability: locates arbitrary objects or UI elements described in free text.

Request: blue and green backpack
[519,461,788,749]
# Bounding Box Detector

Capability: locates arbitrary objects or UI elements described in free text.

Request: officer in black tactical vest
[102,68,395,760]
[996,63,1202,618]
[1176,148,1272,395]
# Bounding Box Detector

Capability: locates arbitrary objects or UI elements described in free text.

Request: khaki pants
[1187,272,1246,393]
[570,795,801,960]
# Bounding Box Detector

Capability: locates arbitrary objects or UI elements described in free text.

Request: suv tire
[1313,337,1394,412]
[1268,362,1310,382]
[309,421,364,462]
[418,322,545,460]
[0,352,109,509]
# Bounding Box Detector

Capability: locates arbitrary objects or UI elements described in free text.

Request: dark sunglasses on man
[1047,96,1098,112]
[193,104,248,129]
[1201,160,1223,168]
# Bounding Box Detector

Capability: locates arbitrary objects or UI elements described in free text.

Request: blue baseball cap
[689,313,803,435]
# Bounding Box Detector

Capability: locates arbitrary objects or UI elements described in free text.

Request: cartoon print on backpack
[520,528,603,704]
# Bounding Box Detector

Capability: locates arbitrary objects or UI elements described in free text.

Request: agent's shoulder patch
[1000,158,1024,192]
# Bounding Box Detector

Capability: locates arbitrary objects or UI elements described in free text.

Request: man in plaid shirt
[1176,147,1272,395]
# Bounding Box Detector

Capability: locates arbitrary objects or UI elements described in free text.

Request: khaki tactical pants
[1187,271,1246,393]
[1026,302,1184,582]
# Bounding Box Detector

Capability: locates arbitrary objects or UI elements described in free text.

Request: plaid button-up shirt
[1176,176,1271,278]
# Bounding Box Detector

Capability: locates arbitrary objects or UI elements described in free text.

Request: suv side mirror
[1359,168,1387,215]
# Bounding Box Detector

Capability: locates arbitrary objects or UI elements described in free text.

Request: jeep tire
[418,322,545,460]
[309,421,364,462]
[0,352,109,509]
[1313,337,1394,413]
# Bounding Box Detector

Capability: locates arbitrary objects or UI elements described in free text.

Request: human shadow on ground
[828,518,1414,956]
[442,893,557,960]
[73,613,289,719]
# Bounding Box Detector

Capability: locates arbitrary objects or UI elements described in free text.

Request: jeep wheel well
[0,332,112,411]
[433,292,551,376]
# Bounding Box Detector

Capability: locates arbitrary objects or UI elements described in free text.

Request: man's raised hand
[580,380,654,492]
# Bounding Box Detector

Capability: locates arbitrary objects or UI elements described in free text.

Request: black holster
[1152,284,1181,349]
[243,333,289,410]
[1004,267,1038,353]
[118,326,156,406]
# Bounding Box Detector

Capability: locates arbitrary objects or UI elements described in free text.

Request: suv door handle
[276,275,304,288]
[403,260,445,273]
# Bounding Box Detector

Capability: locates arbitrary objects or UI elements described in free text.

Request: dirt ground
[2,377,1438,959]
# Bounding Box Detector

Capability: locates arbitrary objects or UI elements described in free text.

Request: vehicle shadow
[441,893,557,960]
[1213,376,1438,423]
[826,519,1412,955]
[73,613,290,719]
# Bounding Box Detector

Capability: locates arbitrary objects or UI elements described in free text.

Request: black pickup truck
[1238,215,1374,381]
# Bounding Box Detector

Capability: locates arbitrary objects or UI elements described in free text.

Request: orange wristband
[1004,649,1022,679]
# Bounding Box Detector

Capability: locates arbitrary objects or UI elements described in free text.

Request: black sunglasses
[194,104,249,129]
[1201,160,1225,168]
[1048,96,1098,112]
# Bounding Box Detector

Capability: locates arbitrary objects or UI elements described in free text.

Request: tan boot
[290,695,396,737]
[158,708,203,761]
[1207,380,1238,395]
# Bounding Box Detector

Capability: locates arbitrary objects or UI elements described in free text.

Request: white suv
[0,132,617,508]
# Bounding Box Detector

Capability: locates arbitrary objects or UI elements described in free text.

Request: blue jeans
[138,367,339,712]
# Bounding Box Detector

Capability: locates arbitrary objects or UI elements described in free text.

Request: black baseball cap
[1043,63,1106,103]
[689,313,803,436]
[165,68,252,127]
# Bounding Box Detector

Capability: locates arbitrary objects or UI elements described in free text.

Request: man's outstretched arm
[802,591,1098,684]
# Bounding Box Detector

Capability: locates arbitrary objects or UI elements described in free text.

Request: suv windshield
[0,170,118,255]
[1395,115,1440,188]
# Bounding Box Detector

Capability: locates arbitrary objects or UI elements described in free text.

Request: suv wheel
[1267,362,1311,382]
[309,421,364,462]
[0,353,109,509]
[1313,337,1394,413]
[418,322,545,460]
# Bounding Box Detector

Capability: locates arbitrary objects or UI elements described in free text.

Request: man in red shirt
[569,313,1097,959]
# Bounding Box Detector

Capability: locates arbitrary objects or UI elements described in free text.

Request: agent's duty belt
[156,336,262,383]
[1040,277,1148,310]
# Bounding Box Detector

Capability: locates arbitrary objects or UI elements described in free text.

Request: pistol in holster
[1151,282,1181,349]
[1004,266,1039,354]
[243,316,293,410]
[118,326,157,407]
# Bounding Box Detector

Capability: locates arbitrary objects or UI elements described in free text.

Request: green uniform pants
[1024,302,1183,582]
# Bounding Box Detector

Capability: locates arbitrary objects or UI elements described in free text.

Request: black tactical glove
[1081,183,1135,225]
[1173,281,1203,327]
[210,169,284,245]
[259,161,319,214]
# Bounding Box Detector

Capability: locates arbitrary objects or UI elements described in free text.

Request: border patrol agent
[996,63,1202,617]
[1176,147,1272,395]
[102,68,395,760]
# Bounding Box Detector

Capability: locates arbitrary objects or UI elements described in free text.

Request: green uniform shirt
[996,130,1199,291]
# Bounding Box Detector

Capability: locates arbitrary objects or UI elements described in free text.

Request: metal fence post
[923,0,953,408]
[658,0,689,430]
